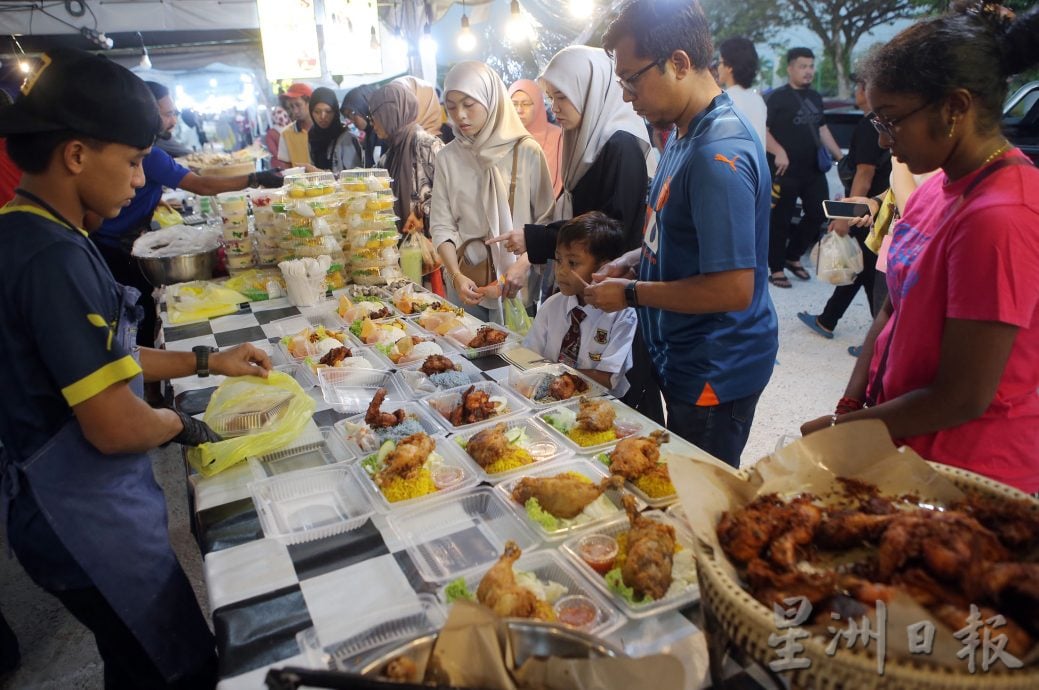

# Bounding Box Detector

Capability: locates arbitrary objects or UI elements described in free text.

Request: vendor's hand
[486,229,526,256]
[251,170,284,188]
[451,272,483,305]
[800,415,833,437]
[773,149,790,177]
[501,260,529,299]
[592,257,636,282]
[402,212,423,234]
[171,409,223,446]
[584,277,628,313]
[210,343,272,378]
[828,218,850,237]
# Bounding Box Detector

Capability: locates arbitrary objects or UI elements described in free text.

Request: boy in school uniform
[523,211,638,396]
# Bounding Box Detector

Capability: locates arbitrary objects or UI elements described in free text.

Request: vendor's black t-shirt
[845,116,892,198]
[765,84,825,178]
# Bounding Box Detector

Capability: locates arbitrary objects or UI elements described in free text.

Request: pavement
[0,259,874,689]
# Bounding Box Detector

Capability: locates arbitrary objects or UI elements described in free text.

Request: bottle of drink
[400,241,422,284]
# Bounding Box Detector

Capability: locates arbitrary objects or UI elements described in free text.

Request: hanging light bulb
[457,0,476,53]
[137,31,151,69]
[506,0,530,44]
[19,60,31,74]
[419,23,437,61]
[369,25,381,50]
[569,0,595,19]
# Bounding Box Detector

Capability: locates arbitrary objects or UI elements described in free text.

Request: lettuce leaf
[524,497,559,531]
[445,577,475,603]
[605,567,649,605]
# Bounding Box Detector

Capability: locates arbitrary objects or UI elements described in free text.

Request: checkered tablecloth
[161,293,766,690]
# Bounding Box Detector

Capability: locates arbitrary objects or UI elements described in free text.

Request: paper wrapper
[425,601,686,690]
[666,419,1039,670]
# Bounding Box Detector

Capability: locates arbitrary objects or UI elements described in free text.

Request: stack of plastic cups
[217,191,255,272]
[282,172,348,289]
[338,168,403,285]
[249,189,283,266]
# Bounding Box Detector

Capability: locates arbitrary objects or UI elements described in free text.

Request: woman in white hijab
[490,45,651,265]
[430,61,554,322]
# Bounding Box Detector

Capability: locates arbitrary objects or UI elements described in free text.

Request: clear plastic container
[296,594,446,671]
[507,364,608,409]
[388,282,442,316]
[247,431,353,479]
[559,511,699,619]
[332,401,444,456]
[335,293,399,326]
[591,435,681,510]
[535,399,651,455]
[296,347,388,387]
[249,466,374,544]
[437,548,622,637]
[359,321,447,368]
[276,323,355,361]
[352,228,399,251]
[386,487,539,584]
[494,457,627,542]
[394,353,485,398]
[350,436,479,513]
[318,367,401,414]
[421,381,530,432]
[453,417,571,485]
[351,264,403,286]
[209,390,294,438]
[285,171,337,199]
[434,316,518,360]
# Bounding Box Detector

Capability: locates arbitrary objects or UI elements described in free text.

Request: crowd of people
[0,0,1037,686]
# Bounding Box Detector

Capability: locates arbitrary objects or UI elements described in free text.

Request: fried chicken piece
[468,326,507,348]
[419,354,458,376]
[768,498,823,568]
[511,474,624,519]
[576,397,615,432]
[368,306,392,320]
[932,603,1035,659]
[477,540,538,618]
[365,387,406,429]
[448,386,497,426]
[375,433,434,486]
[952,490,1039,551]
[975,562,1039,636]
[875,510,1008,583]
[547,372,589,401]
[382,656,418,683]
[745,557,839,608]
[621,494,675,600]
[466,423,510,468]
[608,430,669,481]
[717,494,795,564]
[815,511,898,549]
[318,346,353,367]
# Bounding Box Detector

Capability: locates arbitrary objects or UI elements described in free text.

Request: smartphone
[823,200,872,219]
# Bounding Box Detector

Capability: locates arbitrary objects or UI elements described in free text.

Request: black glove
[249,170,284,189]
[171,409,223,446]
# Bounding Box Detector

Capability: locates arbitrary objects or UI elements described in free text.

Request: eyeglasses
[617,59,663,95]
[867,101,933,139]
[511,100,534,109]
[161,109,180,119]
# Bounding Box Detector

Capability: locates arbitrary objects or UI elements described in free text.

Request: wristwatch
[624,281,639,308]
[192,345,218,377]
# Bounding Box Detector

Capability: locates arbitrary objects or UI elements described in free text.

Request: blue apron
[1,279,215,683]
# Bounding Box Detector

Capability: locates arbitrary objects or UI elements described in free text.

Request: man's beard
[159,130,173,140]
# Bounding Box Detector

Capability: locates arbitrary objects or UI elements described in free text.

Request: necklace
[981,139,1011,168]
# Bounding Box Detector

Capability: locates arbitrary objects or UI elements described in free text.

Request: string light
[505,0,532,44]
[457,0,476,52]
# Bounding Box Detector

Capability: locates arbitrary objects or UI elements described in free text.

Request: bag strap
[866,154,1033,406]
[507,137,526,214]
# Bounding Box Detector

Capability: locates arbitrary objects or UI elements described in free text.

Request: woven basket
[694,462,1039,690]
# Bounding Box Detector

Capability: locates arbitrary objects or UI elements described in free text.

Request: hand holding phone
[823,200,872,219]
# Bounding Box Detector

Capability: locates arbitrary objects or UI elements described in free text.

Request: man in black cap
[0,49,272,689]
[94,80,283,348]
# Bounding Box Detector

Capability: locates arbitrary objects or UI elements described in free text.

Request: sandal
[768,273,792,288]
[797,311,834,339]
[785,261,811,281]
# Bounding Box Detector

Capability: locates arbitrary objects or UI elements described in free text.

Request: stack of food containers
[248,189,283,267]
[282,172,348,289]
[339,168,403,285]
[217,191,255,271]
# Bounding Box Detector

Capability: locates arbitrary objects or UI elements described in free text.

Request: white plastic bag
[811,233,863,286]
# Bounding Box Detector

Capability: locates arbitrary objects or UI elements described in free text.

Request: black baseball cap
[0,48,160,149]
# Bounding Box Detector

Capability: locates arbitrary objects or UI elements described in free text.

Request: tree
[703,0,928,98]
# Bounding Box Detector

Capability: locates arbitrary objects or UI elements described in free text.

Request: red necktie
[558,307,586,367]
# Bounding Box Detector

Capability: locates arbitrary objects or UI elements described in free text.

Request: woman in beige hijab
[429,61,554,323]
[394,75,443,138]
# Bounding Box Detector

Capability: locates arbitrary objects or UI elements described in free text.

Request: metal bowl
[357,620,624,681]
[135,248,217,287]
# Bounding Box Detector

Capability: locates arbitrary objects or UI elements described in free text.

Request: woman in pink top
[509,79,563,196]
[802,2,1039,494]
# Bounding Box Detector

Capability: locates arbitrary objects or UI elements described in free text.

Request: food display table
[159,287,767,690]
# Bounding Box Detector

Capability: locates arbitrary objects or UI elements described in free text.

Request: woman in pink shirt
[802,2,1039,494]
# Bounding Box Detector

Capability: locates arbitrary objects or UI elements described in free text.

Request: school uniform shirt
[640,92,778,406]
[523,292,637,397]
[873,151,1039,493]
[95,147,189,244]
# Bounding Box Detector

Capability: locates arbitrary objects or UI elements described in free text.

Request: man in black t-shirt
[764,47,844,288]
[797,75,892,340]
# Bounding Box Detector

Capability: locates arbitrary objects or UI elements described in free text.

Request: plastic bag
[866,189,898,254]
[152,203,184,228]
[811,232,864,286]
[167,281,248,324]
[503,296,532,336]
[187,371,316,477]
[131,224,220,258]
[224,269,286,302]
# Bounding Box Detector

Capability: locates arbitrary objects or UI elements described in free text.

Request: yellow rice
[634,470,677,498]
[568,427,618,447]
[483,447,534,475]
[380,468,438,503]
[533,600,557,622]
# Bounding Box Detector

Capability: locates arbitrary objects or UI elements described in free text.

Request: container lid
[209,389,294,438]
[249,466,374,544]
[453,417,572,485]
[536,398,652,455]
[421,380,530,433]
[507,363,609,409]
